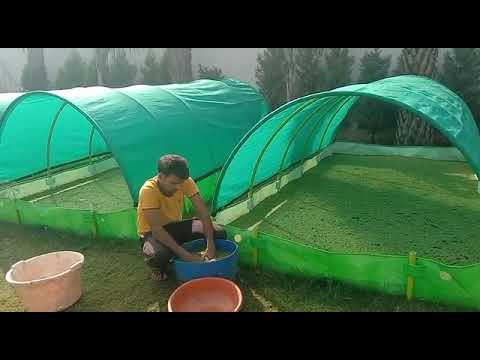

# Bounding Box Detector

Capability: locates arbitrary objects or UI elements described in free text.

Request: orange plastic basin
[168,277,243,312]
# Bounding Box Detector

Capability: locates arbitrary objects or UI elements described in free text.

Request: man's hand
[182,251,204,262]
[190,193,217,260]
[145,209,202,261]
[203,247,216,261]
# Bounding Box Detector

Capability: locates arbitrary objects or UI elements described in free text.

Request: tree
[394,48,440,145]
[198,64,225,80]
[260,48,302,102]
[141,49,171,85]
[55,49,88,89]
[255,48,287,110]
[141,49,160,85]
[294,48,325,97]
[164,48,192,83]
[358,48,391,84]
[103,49,137,88]
[440,48,480,128]
[353,48,396,144]
[324,48,354,90]
[93,48,143,86]
[93,48,110,86]
[85,59,98,86]
[283,48,297,101]
[21,48,49,91]
[158,52,171,84]
[0,60,19,92]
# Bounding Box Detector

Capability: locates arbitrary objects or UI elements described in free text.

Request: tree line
[20,48,225,91]
[18,48,480,146]
[256,48,480,146]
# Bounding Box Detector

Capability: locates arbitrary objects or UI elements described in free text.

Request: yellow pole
[406,251,417,301]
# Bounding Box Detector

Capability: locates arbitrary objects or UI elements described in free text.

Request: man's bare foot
[151,271,168,281]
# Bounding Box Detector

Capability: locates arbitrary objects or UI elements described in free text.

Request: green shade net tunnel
[213,75,480,212]
[0,79,269,207]
[0,79,268,242]
[212,75,480,310]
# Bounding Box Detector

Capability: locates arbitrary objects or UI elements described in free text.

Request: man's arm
[190,193,216,259]
[144,209,202,262]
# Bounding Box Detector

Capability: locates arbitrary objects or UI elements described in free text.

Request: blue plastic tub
[173,239,239,282]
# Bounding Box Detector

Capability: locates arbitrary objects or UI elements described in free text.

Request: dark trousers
[140,219,227,273]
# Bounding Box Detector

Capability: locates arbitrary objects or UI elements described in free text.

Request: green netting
[213,75,480,212]
[0,92,23,118]
[225,225,480,309]
[0,79,269,202]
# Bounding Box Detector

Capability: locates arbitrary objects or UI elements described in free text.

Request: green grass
[232,154,480,266]
[0,222,471,311]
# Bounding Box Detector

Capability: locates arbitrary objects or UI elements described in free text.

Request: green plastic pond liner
[95,208,138,241]
[224,225,480,310]
[213,75,480,212]
[0,79,269,202]
[15,200,95,238]
[0,198,19,224]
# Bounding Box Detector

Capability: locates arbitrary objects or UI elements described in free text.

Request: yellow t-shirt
[137,176,199,235]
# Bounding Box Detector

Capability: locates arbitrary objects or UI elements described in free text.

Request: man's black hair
[157,154,189,180]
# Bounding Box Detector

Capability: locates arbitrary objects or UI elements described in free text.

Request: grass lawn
[0,222,470,312]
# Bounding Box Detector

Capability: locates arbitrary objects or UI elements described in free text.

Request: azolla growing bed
[231,154,480,266]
